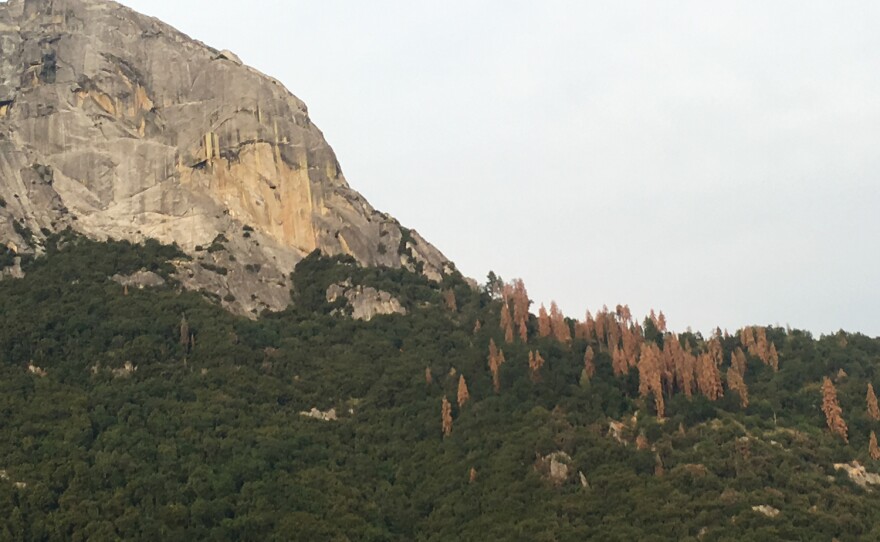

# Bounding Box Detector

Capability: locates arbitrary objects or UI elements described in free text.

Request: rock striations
[0,0,450,316]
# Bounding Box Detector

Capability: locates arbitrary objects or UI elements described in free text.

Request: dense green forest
[1,231,880,541]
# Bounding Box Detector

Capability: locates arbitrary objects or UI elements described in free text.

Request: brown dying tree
[537,304,551,338]
[868,383,880,421]
[441,396,453,437]
[457,375,470,408]
[871,431,880,461]
[583,346,596,381]
[696,353,723,401]
[726,366,749,408]
[821,377,848,443]
[638,343,665,418]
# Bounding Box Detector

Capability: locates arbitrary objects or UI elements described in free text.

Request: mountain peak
[0,0,450,316]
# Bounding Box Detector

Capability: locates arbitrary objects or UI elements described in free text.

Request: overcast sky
[114,1,880,337]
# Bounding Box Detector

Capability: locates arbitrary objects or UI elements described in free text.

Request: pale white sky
[114,1,880,336]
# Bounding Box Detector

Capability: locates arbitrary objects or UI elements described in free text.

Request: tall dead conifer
[821,377,848,443]
[537,304,551,338]
[441,396,453,437]
[457,375,470,408]
[868,383,880,421]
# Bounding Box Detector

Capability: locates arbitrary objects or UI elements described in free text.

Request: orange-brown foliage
[512,279,530,342]
[821,377,848,443]
[529,350,546,383]
[500,301,514,343]
[657,311,667,333]
[441,396,453,437]
[868,383,880,421]
[584,346,596,380]
[696,352,723,401]
[549,301,571,344]
[537,304,551,338]
[726,366,749,408]
[612,346,628,377]
[443,289,457,312]
[732,348,747,377]
[871,432,880,461]
[638,343,665,418]
[583,311,596,342]
[768,342,779,371]
[457,375,470,408]
[488,339,502,393]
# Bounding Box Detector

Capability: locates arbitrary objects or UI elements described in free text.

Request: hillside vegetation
[1,232,879,541]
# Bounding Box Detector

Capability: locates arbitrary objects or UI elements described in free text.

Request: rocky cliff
[0,0,450,316]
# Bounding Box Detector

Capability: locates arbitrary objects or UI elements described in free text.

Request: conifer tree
[660,339,676,396]
[528,350,546,383]
[612,346,628,377]
[583,346,595,380]
[443,289,457,312]
[457,375,470,408]
[488,339,501,393]
[821,377,848,443]
[657,311,667,333]
[512,279,530,342]
[574,319,585,340]
[696,353,723,401]
[594,309,607,345]
[473,320,482,334]
[868,383,880,421]
[607,319,621,352]
[740,326,755,350]
[425,367,433,385]
[537,304,551,338]
[732,348,747,377]
[179,314,190,351]
[549,301,571,344]
[489,338,498,364]
[469,467,478,483]
[678,351,697,398]
[768,342,779,371]
[500,301,514,343]
[726,366,749,408]
[638,343,665,418]
[708,338,724,367]
[441,396,453,437]
[487,340,506,393]
[621,324,640,369]
[584,311,596,341]
[871,431,880,461]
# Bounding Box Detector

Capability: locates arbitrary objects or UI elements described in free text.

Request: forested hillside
[1,232,880,541]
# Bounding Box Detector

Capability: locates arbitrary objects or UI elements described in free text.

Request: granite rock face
[326,282,407,321]
[0,0,450,316]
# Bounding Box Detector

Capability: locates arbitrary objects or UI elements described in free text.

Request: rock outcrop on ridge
[0,0,450,316]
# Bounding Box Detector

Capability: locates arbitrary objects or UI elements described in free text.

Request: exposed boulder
[299,408,337,422]
[834,461,880,489]
[327,282,406,321]
[111,269,165,289]
[535,451,573,486]
[751,505,780,518]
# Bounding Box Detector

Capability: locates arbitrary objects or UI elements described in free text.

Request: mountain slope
[0,0,450,316]
[1,235,880,541]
